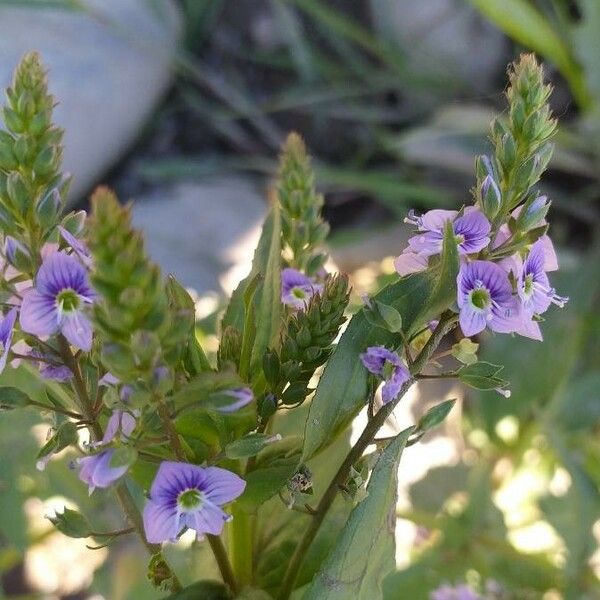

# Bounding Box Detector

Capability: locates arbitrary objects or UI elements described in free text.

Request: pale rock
[0,0,180,200]
[132,179,267,294]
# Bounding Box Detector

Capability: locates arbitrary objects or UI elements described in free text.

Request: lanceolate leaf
[302,227,457,461]
[303,427,413,600]
[302,273,430,460]
[250,204,282,378]
[221,206,282,348]
[458,361,507,390]
[417,220,459,324]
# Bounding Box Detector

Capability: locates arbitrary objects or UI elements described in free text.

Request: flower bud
[480,174,501,220]
[61,209,87,236]
[36,188,61,228]
[4,235,32,272]
[516,194,550,231]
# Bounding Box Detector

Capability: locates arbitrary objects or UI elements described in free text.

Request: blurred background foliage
[0,1,599,599]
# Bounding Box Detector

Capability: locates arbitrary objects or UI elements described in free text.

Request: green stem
[277,313,456,600]
[156,395,239,594]
[57,338,182,592]
[229,502,253,587]
[208,535,239,595]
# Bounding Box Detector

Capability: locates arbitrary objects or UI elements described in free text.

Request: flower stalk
[278,313,456,600]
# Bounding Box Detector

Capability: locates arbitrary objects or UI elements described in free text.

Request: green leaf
[225,433,282,459]
[162,580,231,599]
[167,275,211,374]
[467,0,590,109]
[416,220,459,325]
[249,204,282,379]
[417,399,456,433]
[238,463,298,514]
[364,300,403,333]
[303,272,433,461]
[171,369,244,410]
[457,361,507,391]
[36,421,78,460]
[303,427,413,600]
[0,386,31,409]
[48,507,92,539]
[221,206,281,347]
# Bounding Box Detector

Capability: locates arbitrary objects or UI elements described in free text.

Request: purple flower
[58,226,92,268]
[394,250,429,276]
[218,387,254,413]
[101,409,136,445]
[518,239,568,317]
[77,409,136,493]
[78,450,130,494]
[28,349,73,381]
[20,252,96,351]
[406,208,491,257]
[360,346,410,404]
[457,261,519,337]
[281,268,323,309]
[143,461,245,543]
[431,583,481,600]
[0,308,17,374]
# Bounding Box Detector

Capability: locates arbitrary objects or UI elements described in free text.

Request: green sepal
[417,399,456,433]
[47,507,92,539]
[36,421,78,460]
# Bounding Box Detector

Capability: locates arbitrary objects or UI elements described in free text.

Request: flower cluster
[397,202,566,341]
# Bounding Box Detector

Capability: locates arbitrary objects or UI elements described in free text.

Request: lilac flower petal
[382,364,410,404]
[513,317,543,341]
[540,235,558,271]
[143,499,180,544]
[394,251,428,276]
[360,346,400,375]
[457,261,514,336]
[58,226,92,267]
[281,268,322,309]
[217,387,254,413]
[186,503,228,536]
[60,311,93,351]
[20,290,58,337]
[144,461,245,544]
[408,231,444,256]
[0,308,17,374]
[420,209,457,231]
[102,410,136,444]
[453,208,491,254]
[36,252,88,297]
[89,450,128,487]
[99,372,120,386]
[489,297,522,334]
[149,461,201,498]
[202,467,246,505]
[77,450,128,493]
[40,362,73,381]
[492,224,511,250]
[459,305,488,337]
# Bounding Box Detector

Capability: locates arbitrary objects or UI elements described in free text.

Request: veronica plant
[0,53,566,599]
